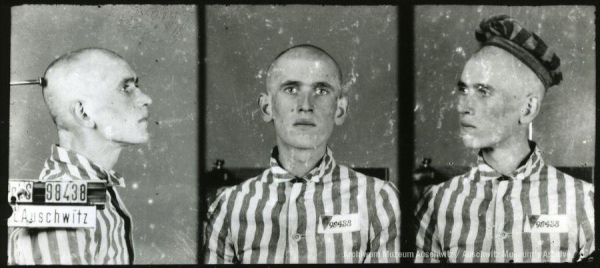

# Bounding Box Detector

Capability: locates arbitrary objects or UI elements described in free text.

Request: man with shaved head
[8,48,152,264]
[204,44,401,264]
[415,15,594,263]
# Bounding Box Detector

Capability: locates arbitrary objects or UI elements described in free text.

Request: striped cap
[475,14,562,89]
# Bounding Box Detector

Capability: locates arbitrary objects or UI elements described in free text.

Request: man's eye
[283,86,297,93]
[456,86,468,95]
[122,85,133,93]
[315,87,329,95]
[476,85,490,96]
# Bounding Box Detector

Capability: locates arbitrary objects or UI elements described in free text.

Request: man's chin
[283,138,324,150]
[113,134,149,145]
[461,135,484,149]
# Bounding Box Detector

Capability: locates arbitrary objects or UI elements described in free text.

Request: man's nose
[457,94,473,115]
[137,90,153,107]
[298,91,314,112]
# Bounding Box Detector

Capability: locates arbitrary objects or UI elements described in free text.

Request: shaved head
[266,44,343,94]
[42,47,152,145]
[42,48,126,129]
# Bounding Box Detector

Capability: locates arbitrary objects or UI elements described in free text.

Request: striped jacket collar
[474,141,544,181]
[40,145,126,187]
[264,146,337,184]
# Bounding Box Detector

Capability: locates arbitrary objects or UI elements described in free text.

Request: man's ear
[334,96,348,125]
[519,94,540,125]
[71,101,95,128]
[258,93,273,122]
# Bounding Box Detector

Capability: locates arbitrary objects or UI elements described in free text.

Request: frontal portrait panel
[204,5,400,264]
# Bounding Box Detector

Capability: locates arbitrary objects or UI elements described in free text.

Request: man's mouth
[293,119,316,127]
[139,116,149,123]
[460,121,476,129]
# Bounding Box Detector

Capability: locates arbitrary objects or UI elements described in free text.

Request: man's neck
[276,143,326,178]
[481,136,532,176]
[58,130,123,171]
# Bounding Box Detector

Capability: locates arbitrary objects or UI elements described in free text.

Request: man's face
[457,47,528,149]
[265,54,344,150]
[83,55,153,145]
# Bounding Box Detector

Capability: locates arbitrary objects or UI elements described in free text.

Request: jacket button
[292,233,302,241]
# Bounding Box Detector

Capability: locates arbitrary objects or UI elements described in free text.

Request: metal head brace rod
[10,77,45,87]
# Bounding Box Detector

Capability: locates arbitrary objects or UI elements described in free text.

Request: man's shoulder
[425,167,475,195]
[222,169,270,195]
[544,164,594,191]
[338,164,397,191]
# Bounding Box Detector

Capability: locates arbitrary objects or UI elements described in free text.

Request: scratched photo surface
[414,6,595,179]
[205,5,398,184]
[10,5,198,264]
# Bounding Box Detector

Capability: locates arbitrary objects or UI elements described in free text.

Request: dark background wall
[10,5,198,264]
[205,5,399,185]
[414,6,595,174]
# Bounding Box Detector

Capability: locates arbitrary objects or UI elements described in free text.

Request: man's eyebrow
[457,81,467,88]
[280,80,300,87]
[119,77,137,87]
[313,82,333,89]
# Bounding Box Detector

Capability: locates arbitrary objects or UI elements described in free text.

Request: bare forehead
[269,47,342,78]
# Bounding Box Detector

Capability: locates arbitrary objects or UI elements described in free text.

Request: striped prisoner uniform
[415,144,594,263]
[8,145,134,265]
[204,147,401,263]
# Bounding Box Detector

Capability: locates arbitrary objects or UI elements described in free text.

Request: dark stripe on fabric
[85,227,94,263]
[46,230,60,264]
[66,231,81,264]
[366,174,383,263]
[520,177,532,262]
[455,178,476,262]
[538,166,550,262]
[100,195,114,264]
[66,152,90,180]
[296,182,308,263]
[474,180,492,262]
[574,179,593,257]
[556,171,569,262]
[443,178,463,250]
[221,188,239,264]
[427,179,455,259]
[380,186,398,254]
[313,182,327,263]
[502,181,514,261]
[46,171,67,181]
[331,166,344,263]
[204,190,228,263]
[106,205,121,263]
[236,180,256,260]
[107,189,133,264]
[349,171,361,260]
[415,188,436,262]
[249,180,270,263]
[107,189,132,263]
[266,182,286,263]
